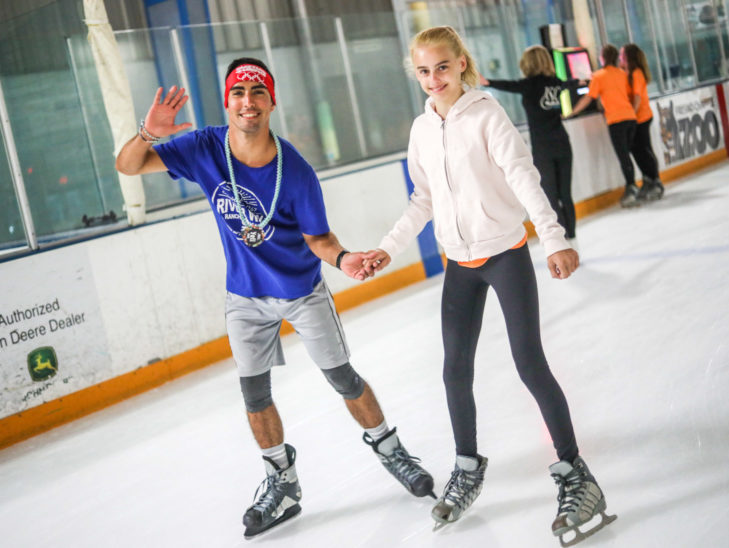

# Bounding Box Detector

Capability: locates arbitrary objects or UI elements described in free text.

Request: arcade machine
[538,24,597,117]
[552,47,597,117]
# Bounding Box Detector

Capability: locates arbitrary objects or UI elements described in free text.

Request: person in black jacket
[482,45,578,240]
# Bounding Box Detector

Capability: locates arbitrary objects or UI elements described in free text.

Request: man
[115,58,434,539]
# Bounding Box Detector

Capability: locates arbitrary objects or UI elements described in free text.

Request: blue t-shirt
[155,126,330,299]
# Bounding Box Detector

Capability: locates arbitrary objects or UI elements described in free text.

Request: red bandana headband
[224,64,276,107]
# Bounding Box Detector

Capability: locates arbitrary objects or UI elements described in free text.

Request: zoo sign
[656,88,722,166]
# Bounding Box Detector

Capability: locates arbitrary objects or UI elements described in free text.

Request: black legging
[533,149,576,238]
[441,245,579,462]
[630,118,660,181]
[607,120,637,188]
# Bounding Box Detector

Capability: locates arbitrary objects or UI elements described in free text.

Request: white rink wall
[0,84,725,420]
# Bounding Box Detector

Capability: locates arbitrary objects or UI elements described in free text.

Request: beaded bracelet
[138,119,161,143]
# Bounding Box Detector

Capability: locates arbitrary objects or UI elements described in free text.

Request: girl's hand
[548,248,579,279]
[362,249,391,275]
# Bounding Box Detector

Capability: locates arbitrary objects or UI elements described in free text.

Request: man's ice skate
[243,444,302,540]
[431,454,487,531]
[363,428,435,498]
[549,456,617,547]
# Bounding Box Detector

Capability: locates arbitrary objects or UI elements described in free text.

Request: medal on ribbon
[242,227,265,247]
[225,129,282,248]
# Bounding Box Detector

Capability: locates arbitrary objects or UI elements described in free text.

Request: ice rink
[1,163,728,548]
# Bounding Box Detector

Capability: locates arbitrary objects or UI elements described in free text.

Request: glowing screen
[567,51,592,80]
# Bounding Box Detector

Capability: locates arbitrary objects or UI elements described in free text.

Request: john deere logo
[27,347,58,382]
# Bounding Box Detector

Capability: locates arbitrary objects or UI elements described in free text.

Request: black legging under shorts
[441,245,579,462]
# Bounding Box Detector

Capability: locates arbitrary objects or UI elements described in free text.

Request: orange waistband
[457,233,528,268]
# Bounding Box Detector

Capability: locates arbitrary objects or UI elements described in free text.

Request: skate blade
[432,513,457,532]
[558,511,617,547]
[244,504,302,540]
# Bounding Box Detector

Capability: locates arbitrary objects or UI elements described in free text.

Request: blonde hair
[408,26,479,88]
[519,45,556,77]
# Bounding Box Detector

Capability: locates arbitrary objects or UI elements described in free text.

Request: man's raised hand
[143,86,193,138]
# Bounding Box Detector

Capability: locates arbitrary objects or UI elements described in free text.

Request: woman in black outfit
[482,45,578,240]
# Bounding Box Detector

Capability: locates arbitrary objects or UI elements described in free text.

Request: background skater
[569,44,639,208]
[620,42,665,202]
[482,45,580,243]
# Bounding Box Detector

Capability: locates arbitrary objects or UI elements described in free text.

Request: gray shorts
[225,279,350,377]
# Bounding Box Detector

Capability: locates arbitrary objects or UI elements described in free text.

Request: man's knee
[239,371,273,413]
[321,362,365,400]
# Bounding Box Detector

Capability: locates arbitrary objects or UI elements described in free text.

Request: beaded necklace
[224,128,282,247]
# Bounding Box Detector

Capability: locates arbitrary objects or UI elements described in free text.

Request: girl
[620,43,665,201]
[365,26,615,545]
[569,44,640,208]
[483,45,578,240]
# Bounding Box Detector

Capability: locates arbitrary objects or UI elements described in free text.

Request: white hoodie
[378,89,570,262]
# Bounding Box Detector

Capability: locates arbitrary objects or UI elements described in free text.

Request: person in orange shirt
[620,43,665,201]
[569,44,640,208]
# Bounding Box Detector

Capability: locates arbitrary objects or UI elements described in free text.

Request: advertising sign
[655,87,723,166]
[0,247,110,417]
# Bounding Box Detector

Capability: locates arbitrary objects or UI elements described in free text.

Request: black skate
[620,184,641,208]
[644,178,665,201]
[243,444,302,539]
[550,456,616,547]
[431,454,487,530]
[363,428,435,498]
[638,178,664,202]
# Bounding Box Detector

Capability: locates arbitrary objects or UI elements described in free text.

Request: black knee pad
[321,362,365,400]
[239,371,273,413]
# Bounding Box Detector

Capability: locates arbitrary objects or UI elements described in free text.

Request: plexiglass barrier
[3,1,729,255]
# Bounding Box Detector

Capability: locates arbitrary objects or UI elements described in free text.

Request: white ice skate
[431,454,487,531]
[549,456,616,547]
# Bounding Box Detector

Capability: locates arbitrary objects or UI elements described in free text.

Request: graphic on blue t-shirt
[211,180,276,243]
[154,126,331,298]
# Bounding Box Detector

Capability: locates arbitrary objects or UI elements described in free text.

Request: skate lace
[388,448,428,485]
[552,470,585,515]
[251,473,285,514]
[443,468,482,508]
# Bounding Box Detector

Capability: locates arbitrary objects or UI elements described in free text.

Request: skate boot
[363,428,435,498]
[549,456,616,547]
[431,454,487,530]
[644,177,665,201]
[619,184,641,208]
[243,444,302,539]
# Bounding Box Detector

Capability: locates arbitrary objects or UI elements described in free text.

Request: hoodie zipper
[441,118,469,257]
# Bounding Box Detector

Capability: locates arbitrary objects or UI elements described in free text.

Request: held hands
[339,251,374,281]
[143,86,193,139]
[338,249,392,281]
[547,248,579,279]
